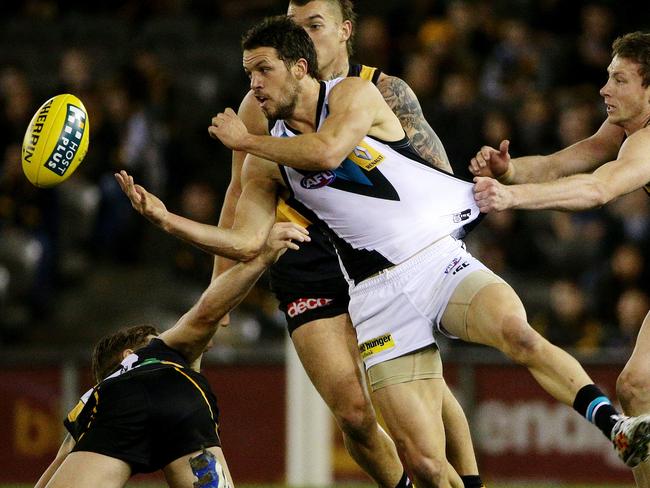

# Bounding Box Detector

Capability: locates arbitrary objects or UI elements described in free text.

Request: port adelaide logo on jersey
[301,170,336,189]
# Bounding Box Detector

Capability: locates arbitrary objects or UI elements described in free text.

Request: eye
[310,24,323,30]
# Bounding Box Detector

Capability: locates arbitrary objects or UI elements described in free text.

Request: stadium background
[0,0,649,485]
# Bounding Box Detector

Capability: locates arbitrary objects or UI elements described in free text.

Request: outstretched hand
[208,108,249,150]
[469,139,511,178]
[259,222,311,265]
[114,170,168,228]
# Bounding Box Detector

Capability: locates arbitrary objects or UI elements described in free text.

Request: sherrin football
[21,94,90,188]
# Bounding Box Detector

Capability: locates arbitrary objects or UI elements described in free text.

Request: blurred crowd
[0,0,649,355]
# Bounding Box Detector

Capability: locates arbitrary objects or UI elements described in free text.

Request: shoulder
[621,125,650,151]
[239,90,268,135]
[374,73,414,99]
[329,77,381,103]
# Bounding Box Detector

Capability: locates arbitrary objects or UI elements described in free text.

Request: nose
[250,72,262,90]
[600,79,611,97]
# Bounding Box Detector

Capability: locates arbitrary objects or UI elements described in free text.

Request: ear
[121,348,134,360]
[293,58,309,79]
[340,19,352,44]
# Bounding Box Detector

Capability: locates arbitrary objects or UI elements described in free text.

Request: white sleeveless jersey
[272,78,482,283]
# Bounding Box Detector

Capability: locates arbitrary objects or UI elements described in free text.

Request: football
[21,93,90,188]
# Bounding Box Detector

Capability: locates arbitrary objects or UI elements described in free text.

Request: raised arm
[473,128,650,212]
[160,221,309,364]
[209,78,403,171]
[376,74,452,173]
[470,120,625,183]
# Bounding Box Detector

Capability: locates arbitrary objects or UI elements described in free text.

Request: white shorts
[348,236,489,369]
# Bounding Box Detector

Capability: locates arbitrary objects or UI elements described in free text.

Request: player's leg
[617,311,650,487]
[442,383,483,487]
[442,269,650,467]
[292,312,407,488]
[44,451,131,488]
[163,446,233,488]
[369,349,457,488]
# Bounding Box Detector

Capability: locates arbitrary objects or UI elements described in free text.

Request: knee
[404,451,447,487]
[500,317,543,365]
[333,398,377,442]
[617,367,650,415]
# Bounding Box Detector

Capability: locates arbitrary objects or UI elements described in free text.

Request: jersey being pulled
[272,78,482,284]
[269,64,383,293]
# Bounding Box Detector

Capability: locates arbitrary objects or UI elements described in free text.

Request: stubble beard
[266,77,301,121]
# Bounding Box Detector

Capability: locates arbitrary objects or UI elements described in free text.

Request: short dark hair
[612,31,650,87]
[91,324,159,383]
[242,15,320,79]
[289,0,357,56]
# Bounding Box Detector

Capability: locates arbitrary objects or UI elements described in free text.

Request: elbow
[586,180,611,208]
[320,153,343,170]
[235,233,266,262]
[313,137,345,170]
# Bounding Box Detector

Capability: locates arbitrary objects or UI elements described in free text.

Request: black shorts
[276,291,350,334]
[73,366,220,474]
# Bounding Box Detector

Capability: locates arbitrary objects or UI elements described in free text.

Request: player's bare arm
[211,78,402,170]
[160,221,303,364]
[469,120,625,183]
[376,73,452,173]
[34,434,76,488]
[115,168,306,261]
[473,127,650,212]
[211,91,269,276]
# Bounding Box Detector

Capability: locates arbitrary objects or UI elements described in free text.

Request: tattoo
[376,75,452,172]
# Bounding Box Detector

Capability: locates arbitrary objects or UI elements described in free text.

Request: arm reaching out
[473,128,650,212]
[160,222,308,364]
[468,121,625,184]
[115,170,306,261]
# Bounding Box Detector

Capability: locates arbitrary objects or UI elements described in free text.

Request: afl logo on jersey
[301,170,336,189]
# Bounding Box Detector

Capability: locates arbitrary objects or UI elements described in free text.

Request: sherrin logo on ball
[21,93,89,188]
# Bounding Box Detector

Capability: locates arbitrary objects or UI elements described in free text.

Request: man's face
[600,55,650,127]
[243,47,301,120]
[288,0,348,76]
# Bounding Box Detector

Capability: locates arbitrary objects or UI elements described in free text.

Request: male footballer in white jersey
[471,30,650,488]
[118,17,650,487]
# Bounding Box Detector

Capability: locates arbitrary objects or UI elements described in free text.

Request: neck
[623,111,650,136]
[319,53,350,81]
[286,77,322,133]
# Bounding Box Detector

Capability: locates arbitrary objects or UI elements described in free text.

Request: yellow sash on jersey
[359,65,379,82]
[276,198,312,227]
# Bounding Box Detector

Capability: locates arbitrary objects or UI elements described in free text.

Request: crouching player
[34,222,309,488]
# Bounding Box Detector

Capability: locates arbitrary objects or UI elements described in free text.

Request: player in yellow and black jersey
[34,222,306,488]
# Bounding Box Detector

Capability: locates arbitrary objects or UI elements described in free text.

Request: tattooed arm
[376,74,452,173]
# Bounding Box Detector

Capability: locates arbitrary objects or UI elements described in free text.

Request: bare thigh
[163,446,232,488]
[291,313,371,414]
[372,378,447,473]
[623,311,650,381]
[45,451,131,488]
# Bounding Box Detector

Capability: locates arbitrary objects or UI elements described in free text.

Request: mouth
[605,102,615,113]
[255,94,269,107]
